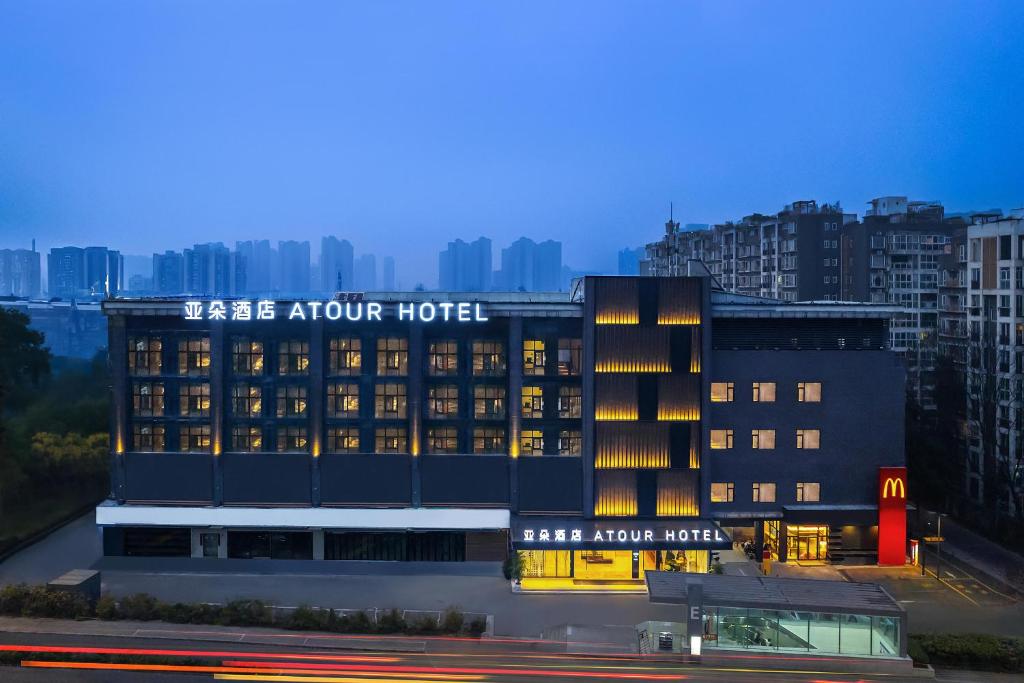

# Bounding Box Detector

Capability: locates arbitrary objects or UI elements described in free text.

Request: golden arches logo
[882,477,905,500]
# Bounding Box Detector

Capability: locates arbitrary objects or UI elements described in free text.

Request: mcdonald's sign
[878,467,907,566]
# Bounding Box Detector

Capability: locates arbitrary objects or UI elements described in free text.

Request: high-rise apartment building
[0,246,41,298]
[498,238,563,291]
[153,251,185,295]
[184,243,245,296]
[354,254,377,290]
[617,247,644,276]
[276,241,310,294]
[438,237,492,291]
[236,240,274,293]
[381,256,395,291]
[319,237,354,292]
[48,246,122,299]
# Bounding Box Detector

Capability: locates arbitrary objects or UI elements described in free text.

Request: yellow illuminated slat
[657,278,702,326]
[657,314,701,325]
[595,327,671,374]
[594,278,640,325]
[594,471,637,516]
[657,471,700,517]
[689,429,700,469]
[595,360,671,373]
[690,327,701,374]
[595,424,670,469]
[656,406,701,421]
[657,375,701,421]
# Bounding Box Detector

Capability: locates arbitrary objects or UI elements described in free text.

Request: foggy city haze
[2,0,1023,287]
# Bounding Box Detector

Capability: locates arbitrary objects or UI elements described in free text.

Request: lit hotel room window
[710,429,733,450]
[752,482,776,502]
[796,482,821,502]
[473,427,506,454]
[472,341,506,376]
[751,429,776,449]
[132,381,165,417]
[710,382,734,402]
[232,425,262,452]
[278,340,310,375]
[232,384,262,417]
[375,427,407,454]
[428,427,459,454]
[559,429,581,455]
[522,386,544,418]
[232,339,264,376]
[132,424,165,452]
[178,337,211,376]
[128,336,162,375]
[520,429,544,455]
[428,340,458,376]
[558,386,582,418]
[277,426,308,452]
[179,382,211,417]
[428,385,459,418]
[752,382,776,402]
[796,429,821,449]
[276,385,308,418]
[327,427,360,453]
[523,340,546,375]
[179,424,211,452]
[374,383,407,419]
[326,383,359,418]
[710,482,734,503]
[329,338,361,375]
[798,382,822,402]
[474,385,506,419]
[557,339,582,375]
[376,338,408,376]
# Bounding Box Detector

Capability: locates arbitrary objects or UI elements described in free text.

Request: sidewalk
[924,514,1024,593]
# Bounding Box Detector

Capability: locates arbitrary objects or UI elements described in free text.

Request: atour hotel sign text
[183,300,490,323]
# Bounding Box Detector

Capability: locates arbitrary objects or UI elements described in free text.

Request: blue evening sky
[1,1,1022,286]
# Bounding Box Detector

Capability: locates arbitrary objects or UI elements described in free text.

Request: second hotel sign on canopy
[182,299,491,323]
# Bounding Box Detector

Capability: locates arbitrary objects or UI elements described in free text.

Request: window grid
[428,384,459,418]
[128,337,162,375]
[232,425,263,452]
[523,340,546,376]
[474,385,506,419]
[328,338,362,375]
[374,382,408,419]
[132,382,165,417]
[278,340,310,376]
[710,382,734,403]
[376,337,409,376]
[428,341,458,376]
[710,482,734,503]
[752,482,776,503]
[710,429,733,450]
[472,341,506,376]
[797,482,821,502]
[179,382,211,417]
[132,424,166,452]
[277,426,308,452]
[473,427,506,454]
[327,382,360,418]
[520,429,544,455]
[232,339,264,376]
[558,386,582,418]
[327,427,360,453]
[179,424,211,452]
[796,429,821,449]
[752,382,776,402]
[375,427,408,454]
[521,386,544,419]
[557,339,582,376]
[428,427,459,454]
[798,382,822,402]
[276,385,309,417]
[751,429,776,449]
[232,383,262,417]
[177,337,210,376]
[558,429,581,455]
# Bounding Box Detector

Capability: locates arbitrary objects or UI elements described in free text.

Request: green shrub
[440,608,464,634]
[467,616,487,637]
[95,595,118,620]
[377,608,405,633]
[323,607,339,631]
[220,599,271,627]
[159,602,199,624]
[345,610,373,633]
[0,584,31,616]
[119,593,160,621]
[188,603,222,625]
[907,638,930,666]
[409,613,438,635]
[287,605,322,631]
[502,553,522,581]
[20,587,90,619]
[910,633,1024,673]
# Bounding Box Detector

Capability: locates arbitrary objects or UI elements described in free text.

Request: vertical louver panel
[657,374,701,421]
[594,423,670,469]
[594,278,640,324]
[656,470,700,517]
[595,327,671,373]
[594,375,638,421]
[594,470,637,517]
[657,278,702,325]
[690,327,701,373]
[689,426,701,469]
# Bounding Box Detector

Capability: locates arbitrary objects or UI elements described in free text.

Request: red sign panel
[878,466,907,565]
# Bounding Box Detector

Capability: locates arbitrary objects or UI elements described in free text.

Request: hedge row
[908,633,1024,673]
[0,584,485,637]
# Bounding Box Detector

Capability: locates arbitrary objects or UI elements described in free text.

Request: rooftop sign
[182,300,490,323]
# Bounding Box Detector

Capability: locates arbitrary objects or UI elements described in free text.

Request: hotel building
[98,274,907,590]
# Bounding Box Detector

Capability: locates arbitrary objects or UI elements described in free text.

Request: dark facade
[98,276,906,584]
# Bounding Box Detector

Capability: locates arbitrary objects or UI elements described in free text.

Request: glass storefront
[520,549,708,589]
[786,525,829,563]
[702,607,900,658]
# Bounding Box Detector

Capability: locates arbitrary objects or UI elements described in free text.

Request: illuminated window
[327,382,360,418]
[710,382,734,402]
[329,338,361,375]
[752,482,776,503]
[132,424,165,452]
[710,429,733,450]
[752,382,776,402]
[796,429,821,449]
[278,340,310,375]
[178,337,210,376]
[374,383,407,419]
[376,338,408,376]
[474,385,506,419]
[751,429,775,449]
[796,482,821,502]
[132,382,165,417]
[428,427,459,454]
[520,429,544,455]
[524,340,546,375]
[559,429,581,455]
[428,384,459,418]
[327,427,360,453]
[231,383,262,417]
[428,340,458,376]
[710,482,734,503]
[179,423,211,452]
[558,386,582,418]
[522,386,544,418]
[798,382,822,402]
[179,382,211,417]
[472,341,506,376]
[232,425,262,452]
[128,337,162,375]
[232,339,264,376]
[557,339,582,375]
[473,427,506,454]
[277,426,308,452]
[276,385,308,417]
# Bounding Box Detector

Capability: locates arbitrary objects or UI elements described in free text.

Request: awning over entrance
[511,516,732,551]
